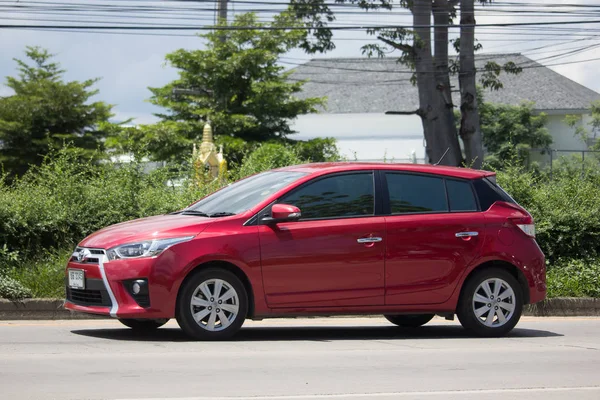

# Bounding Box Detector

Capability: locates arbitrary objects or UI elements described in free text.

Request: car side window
[446,179,478,212]
[280,172,375,220]
[385,173,448,214]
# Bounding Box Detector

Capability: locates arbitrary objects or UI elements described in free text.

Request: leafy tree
[479,99,551,169]
[290,0,520,167]
[564,101,600,149]
[0,47,113,177]
[142,12,324,162]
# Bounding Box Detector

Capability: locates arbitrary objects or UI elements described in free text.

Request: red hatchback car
[65,163,546,340]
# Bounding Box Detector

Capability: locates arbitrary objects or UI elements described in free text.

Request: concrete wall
[293,111,594,166]
[546,113,588,151]
[529,112,593,166]
[291,113,426,162]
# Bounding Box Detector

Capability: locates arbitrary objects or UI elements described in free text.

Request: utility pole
[216,0,227,42]
[218,0,227,22]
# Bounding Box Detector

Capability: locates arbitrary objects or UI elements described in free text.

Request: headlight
[107,236,194,260]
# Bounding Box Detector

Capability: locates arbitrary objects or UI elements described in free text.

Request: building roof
[289,53,600,114]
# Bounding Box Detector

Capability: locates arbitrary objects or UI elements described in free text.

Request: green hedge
[497,161,600,262]
[547,258,600,298]
[2,146,600,299]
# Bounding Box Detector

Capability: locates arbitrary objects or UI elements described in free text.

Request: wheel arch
[176,260,255,318]
[459,260,530,305]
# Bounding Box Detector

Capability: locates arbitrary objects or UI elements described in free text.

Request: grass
[5,248,71,298]
[546,259,600,298]
[3,254,599,300]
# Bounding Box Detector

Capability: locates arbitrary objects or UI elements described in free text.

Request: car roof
[277,162,495,180]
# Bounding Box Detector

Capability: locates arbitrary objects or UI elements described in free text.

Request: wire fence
[527,148,600,178]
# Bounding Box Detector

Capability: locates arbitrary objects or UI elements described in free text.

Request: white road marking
[116,386,600,400]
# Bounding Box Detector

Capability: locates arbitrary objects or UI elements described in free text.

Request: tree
[143,12,324,162]
[478,99,551,169]
[0,47,113,177]
[564,101,600,149]
[291,0,520,167]
[458,0,483,168]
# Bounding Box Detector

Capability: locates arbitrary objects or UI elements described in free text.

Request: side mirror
[262,204,301,224]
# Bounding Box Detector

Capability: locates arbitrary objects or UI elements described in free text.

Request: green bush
[5,249,71,298]
[237,142,303,178]
[547,259,600,298]
[3,141,600,299]
[216,136,340,171]
[0,275,33,300]
[497,162,600,262]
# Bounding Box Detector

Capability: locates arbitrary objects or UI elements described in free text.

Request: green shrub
[497,162,600,262]
[0,274,33,300]
[547,259,600,298]
[237,142,303,178]
[6,248,71,298]
[287,137,340,162]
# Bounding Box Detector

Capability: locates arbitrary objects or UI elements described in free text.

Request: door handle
[357,237,383,243]
[455,231,479,238]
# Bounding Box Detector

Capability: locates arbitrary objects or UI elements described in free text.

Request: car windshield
[183,171,307,216]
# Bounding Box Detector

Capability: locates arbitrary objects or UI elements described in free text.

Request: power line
[285,55,600,85]
[283,48,600,83]
[1,18,600,30]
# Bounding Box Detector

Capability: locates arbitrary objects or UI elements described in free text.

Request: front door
[382,172,486,305]
[259,171,386,308]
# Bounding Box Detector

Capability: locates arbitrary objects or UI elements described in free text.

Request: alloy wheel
[472,278,516,328]
[189,278,240,332]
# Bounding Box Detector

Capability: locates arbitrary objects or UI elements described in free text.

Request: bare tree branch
[377,36,414,54]
[385,110,419,115]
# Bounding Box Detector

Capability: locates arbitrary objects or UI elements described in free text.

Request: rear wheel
[457,267,523,337]
[118,318,169,331]
[176,268,248,341]
[384,314,435,328]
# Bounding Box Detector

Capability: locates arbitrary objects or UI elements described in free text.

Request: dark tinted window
[473,178,515,211]
[281,173,374,219]
[446,180,478,212]
[385,173,448,214]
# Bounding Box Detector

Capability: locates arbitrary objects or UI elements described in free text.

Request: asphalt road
[1,316,599,400]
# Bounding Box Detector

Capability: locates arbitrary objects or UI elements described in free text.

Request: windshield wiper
[179,210,210,217]
[208,212,237,218]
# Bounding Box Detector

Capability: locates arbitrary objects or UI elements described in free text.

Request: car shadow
[70,323,563,342]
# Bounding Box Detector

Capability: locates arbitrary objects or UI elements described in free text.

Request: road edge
[1,297,599,320]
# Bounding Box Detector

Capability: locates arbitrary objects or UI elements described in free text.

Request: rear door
[383,172,486,305]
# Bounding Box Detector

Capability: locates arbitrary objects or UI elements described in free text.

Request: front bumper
[64,250,173,319]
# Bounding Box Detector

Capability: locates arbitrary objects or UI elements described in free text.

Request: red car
[65,163,546,340]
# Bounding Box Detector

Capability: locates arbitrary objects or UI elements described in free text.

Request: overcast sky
[1,0,599,125]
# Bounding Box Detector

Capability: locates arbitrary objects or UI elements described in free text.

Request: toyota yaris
[65,163,546,340]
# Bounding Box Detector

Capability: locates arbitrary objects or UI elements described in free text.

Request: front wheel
[118,318,169,331]
[457,268,523,337]
[384,314,435,328]
[176,268,248,341]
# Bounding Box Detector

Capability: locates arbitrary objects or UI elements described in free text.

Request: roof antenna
[434,147,450,166]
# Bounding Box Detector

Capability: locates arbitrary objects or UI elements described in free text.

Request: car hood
[78,214,214,249]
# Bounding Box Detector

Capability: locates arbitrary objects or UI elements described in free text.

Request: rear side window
[280,172,374,220]
[385,173,448,214]
[446,180,478,212]
[473,178,516,211]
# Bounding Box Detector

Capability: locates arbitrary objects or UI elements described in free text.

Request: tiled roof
[288,54,600,114]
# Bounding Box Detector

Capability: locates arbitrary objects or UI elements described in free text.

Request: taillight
[516,224,536,237]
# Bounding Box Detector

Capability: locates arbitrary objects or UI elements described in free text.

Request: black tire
[176,268,248,341]
[384,314,435,328]
[118,318,169,331]
[457,267,523,337]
